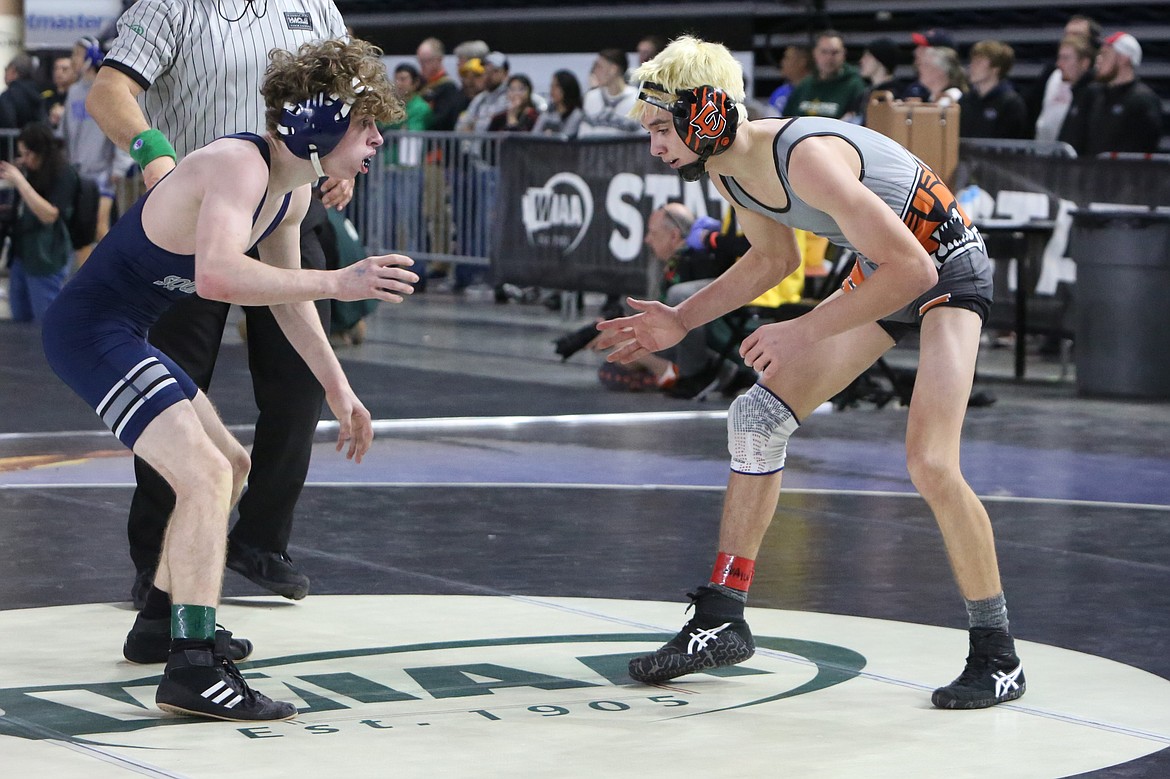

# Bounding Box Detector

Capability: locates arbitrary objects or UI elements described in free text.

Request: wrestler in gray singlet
[718,116,993,335]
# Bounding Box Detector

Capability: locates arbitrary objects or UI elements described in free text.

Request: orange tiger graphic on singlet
[902,166,981,262]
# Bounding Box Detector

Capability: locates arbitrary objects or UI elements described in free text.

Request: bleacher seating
[338,0,1170,150]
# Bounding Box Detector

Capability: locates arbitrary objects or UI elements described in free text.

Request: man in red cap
[912,28,955,49]
[904,29,956,100]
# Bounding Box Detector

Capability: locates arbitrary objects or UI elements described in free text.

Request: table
[975,218,1057,380]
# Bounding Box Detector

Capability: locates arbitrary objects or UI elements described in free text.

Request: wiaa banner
[493,136,721,296]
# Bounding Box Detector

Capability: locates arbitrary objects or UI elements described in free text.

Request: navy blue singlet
[41,133,292,448]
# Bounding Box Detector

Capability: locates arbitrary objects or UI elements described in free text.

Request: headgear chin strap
[638,82,739,182]
[276,79,366,177]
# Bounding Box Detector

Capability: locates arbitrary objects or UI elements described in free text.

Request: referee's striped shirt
[103,0,347,159]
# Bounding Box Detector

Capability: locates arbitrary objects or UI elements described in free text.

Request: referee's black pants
[127,198,331,576]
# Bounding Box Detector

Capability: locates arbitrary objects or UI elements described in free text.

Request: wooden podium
[865,91,959,184]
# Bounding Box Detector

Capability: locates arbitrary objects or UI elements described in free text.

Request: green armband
[128,128,176,168]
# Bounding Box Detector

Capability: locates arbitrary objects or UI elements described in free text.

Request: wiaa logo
[521,172,594,253]
[0,633,864,744]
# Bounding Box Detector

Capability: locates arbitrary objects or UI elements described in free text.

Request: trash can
[1069,210,1170,399]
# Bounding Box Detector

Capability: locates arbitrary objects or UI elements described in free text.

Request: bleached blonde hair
[630,35,746,121]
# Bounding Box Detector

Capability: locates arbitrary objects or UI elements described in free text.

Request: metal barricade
[351,130,507,268]
[0,128,16,160]
[960,137,1077,159]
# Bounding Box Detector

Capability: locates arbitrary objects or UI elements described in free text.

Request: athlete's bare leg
[628,319,898,684]
[718,320,896,556]
[905,307,1002,600]
[133,392,250,605]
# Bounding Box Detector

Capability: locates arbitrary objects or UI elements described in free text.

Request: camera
[552,297,625,361]
[553,322,601,361]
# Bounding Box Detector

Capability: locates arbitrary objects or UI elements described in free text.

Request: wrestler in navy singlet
[41,133,292,448]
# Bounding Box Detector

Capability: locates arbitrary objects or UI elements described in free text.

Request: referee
[88,0,349,609]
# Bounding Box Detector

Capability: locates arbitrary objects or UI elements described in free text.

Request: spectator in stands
[960,40,1029,139]
[1025,14,1103,128]
[390,63,433,133]
[636,35,667,66]
[592,203,752,399]
[0,54,47,136]
[43,55,75,130]
[449,51,509,292]
[904,28,955,100]
[61,36,126,265]
[916,46,967,106]
[415,37,462,271]
[1077,32,1163,156]
[579,48,643,137]
[489,74,541,132]
[461,51,510,133]
[629,35,667,83]
[456,56,486,107]
[416,37,465,131]
[1035,35,1096,144]
[532,69,584,138]
[853,37,908,122]
[453,59,485,133]
[767,45,812,117]
[453,39,489,72]
[783,30,866,120]
[1064,16,1103,47]
[381,63,430,291]
[0,122,79,323]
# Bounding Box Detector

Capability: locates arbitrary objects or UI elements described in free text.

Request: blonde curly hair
[262,38,403,132]
[630,35,745,121]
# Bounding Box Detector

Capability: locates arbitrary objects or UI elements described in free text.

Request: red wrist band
[711,551,754,591]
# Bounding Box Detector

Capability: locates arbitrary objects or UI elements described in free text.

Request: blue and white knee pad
[727,385,800,475]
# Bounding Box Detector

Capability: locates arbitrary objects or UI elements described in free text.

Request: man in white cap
[1078,32,1162,155]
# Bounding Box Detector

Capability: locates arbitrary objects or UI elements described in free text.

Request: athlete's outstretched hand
[326,387,373,463]
[595,298,688,364]
[336,254,418,302]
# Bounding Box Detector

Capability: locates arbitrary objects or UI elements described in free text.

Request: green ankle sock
[171,604,216,641]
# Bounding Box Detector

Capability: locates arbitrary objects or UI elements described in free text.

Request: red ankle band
[711,552,754,592]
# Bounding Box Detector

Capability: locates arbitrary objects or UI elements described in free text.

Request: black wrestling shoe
[123,614,254,664]
[130,568,154,611]
[156,630,296,722]
[629,587,755,684]
[666,359,738,401]
[227,540,310,600]
[931,627,1026,709]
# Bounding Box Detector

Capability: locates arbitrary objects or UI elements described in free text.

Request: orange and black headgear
[639,82,739,182]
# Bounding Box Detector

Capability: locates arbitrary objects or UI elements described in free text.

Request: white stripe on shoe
[201,681,227,699]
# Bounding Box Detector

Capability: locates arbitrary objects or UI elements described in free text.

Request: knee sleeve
[727,385,800,475]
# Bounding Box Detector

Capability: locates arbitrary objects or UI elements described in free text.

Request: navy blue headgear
[77,36,103,69]
[276,81,364,176]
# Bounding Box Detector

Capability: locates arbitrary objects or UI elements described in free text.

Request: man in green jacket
[784,30,867,120]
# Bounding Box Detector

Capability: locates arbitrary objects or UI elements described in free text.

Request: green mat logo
[0,633,865,745]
